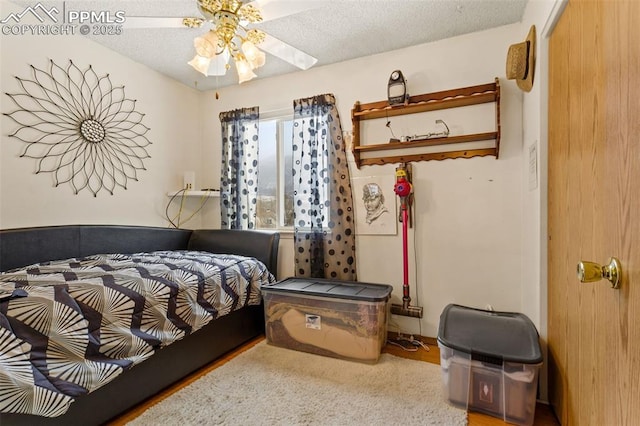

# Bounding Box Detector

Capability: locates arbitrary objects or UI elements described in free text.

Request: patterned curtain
[219,107,259,229]
[292,94,356,280]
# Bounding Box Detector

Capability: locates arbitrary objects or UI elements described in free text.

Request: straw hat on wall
[506,25,536,92]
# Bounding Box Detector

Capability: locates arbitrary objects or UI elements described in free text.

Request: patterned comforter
[0,250,275,417]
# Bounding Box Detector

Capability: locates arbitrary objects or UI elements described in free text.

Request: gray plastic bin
[262,277,392,363]
[437,304,542,425]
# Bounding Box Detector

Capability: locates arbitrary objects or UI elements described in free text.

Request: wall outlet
[183,171,195,190]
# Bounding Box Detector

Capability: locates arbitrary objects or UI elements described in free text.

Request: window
[257,115,293,229]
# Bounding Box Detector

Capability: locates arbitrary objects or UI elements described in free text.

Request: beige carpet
[128,342,467,425]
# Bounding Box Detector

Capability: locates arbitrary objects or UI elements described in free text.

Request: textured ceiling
[7,0,528,90]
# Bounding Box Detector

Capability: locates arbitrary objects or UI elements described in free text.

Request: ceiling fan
[124,0,320,84]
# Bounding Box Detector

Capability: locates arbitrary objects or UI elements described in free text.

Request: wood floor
[110,334,560,426]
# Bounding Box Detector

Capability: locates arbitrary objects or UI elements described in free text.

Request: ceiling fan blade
[123,17,198,29]
[124,1,325,29]
[260,33,317,70]
[247,0,325,22]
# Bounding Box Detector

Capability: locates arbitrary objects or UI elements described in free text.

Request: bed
[0,225,279,425]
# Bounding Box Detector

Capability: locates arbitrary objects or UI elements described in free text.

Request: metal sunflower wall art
[3,59,152,197]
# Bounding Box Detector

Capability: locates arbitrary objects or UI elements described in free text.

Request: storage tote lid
[437,304,542,364]
[262,277,392,302]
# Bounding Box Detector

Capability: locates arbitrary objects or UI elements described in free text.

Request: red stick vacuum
[390,164,423,318]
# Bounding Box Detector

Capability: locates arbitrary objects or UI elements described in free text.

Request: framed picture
[353,175,397,235]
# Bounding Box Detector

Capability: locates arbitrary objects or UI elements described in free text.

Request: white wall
[519,0,567,404]
[0,1,203,229]
[519,0,564,344]
[201,23,529,338]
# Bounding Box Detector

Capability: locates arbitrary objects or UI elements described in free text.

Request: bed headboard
[0,225,279,276]
[0,225,192,272]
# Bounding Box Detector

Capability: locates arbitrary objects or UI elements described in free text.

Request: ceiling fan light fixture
[187,0,304,84]
[194,30,219,58]
[241,40,265,69]
[235,55,257,83]
[188,54,212,76]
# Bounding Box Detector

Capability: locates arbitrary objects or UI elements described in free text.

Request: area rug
[127,342,467,425]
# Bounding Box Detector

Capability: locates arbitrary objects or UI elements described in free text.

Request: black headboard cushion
[1,226,280,276]
[0,225,192,272]
[0,226,81,271]
[79,226,191,257]
[188,229,280,278]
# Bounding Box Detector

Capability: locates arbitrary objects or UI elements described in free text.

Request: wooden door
[548,0,640,424]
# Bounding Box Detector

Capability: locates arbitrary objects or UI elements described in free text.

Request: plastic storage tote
[437,304,543,425]
[262,277,392,363]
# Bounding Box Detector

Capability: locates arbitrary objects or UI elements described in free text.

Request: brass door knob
[577,257,621,289]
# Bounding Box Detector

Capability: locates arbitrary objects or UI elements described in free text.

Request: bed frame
[0,225,280,425]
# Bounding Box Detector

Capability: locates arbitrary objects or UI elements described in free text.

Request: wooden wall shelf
[351,78,501,168]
